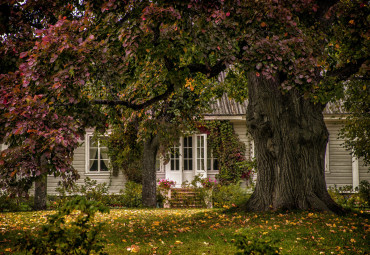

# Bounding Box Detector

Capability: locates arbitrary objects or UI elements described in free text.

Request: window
[207,137,218,171]
[87,136,109,173]
[197,135,206,171]
[170,145,180,171]
[183,136,193,171]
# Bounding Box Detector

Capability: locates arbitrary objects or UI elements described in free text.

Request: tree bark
[245,72,344,214]
[34,175,47,210]
[142,135,159,207]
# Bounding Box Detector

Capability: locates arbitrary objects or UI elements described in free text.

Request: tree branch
[326,58,368,81]
[92,82,175,110]
[315,0,339,21]
[184,60,226,78]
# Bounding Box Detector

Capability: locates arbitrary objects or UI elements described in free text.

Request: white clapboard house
[1,95,368,194]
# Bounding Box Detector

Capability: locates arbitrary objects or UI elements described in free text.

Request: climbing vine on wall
[107,122,143,183]
[199,120,255,184]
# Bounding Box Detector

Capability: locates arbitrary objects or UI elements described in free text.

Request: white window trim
[85,133,110,175]
[325,142,330,173]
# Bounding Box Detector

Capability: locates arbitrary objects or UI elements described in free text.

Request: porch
[156,134,219,187]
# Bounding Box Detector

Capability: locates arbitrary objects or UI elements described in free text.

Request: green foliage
[339,80,370,167]
[358,180,370,205]
[107,123,143,183]
[328,181,369,210]
[223,67,249,103]
[212,183,250,208]
[56,177,109,202]
[234,233,280,255]
[54,179,143,208]
[17,196,109,255]
[200,120,254,184]
[78,177,109,201]
[0,192,33,212]
[119,181,143,208]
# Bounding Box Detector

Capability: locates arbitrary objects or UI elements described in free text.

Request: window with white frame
[183,136,193,171]
[87,135,109,173]
[196,135,206,171]
[170,144,180,171]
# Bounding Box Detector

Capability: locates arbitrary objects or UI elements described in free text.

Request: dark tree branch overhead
[326,58,368,81]
[184,60,227,78]
[315,0,340,22]
[92,82,175,110]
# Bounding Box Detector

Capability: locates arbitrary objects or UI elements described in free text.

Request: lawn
[0,208,368,254]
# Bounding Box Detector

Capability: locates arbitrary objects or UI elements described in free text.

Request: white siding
[46,139,126,195]
[325,121,354,187]
[230,120,252,160]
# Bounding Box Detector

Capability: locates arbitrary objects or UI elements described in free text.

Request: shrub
[212,182,250,208]
[120,181,142,208]
[78,177,109,201]
[328,182,369,210]
[17,196,109,255]
[358,180,370,206]
[0,192,33,212]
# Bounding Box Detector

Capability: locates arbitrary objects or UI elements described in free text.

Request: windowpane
[100,148,108,160]
[89,160,98,171]
[178,162,181,170]
[207,158,211,171]
[101,160,109,171]
[90,148,98,160]
[213,159,219,170]
[171,159,175,170]
[89,137,98,147]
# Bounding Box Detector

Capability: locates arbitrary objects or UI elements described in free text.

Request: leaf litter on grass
[0,209,369,254]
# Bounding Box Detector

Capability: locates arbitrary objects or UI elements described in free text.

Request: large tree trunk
[34,175,47,210]
[142,135,159,207]
[245,73,343,214]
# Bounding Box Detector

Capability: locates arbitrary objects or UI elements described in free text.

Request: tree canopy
[0,0,368,211]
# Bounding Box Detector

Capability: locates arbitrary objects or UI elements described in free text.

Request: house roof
[205,94,346,118]
[206,94,247,116]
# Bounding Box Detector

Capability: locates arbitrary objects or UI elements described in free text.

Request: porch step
[169,188,204,208]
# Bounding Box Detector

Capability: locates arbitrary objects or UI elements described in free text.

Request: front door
[195,134,207,178]
[182,136,194,184]
[165,135,208,187]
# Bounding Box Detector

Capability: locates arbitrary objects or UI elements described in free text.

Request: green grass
[0,208,368,254]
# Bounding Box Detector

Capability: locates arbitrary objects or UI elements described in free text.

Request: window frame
[85,133,110,175]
